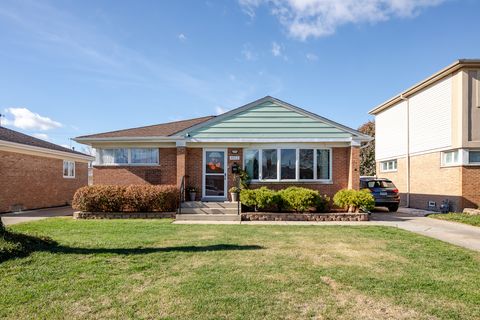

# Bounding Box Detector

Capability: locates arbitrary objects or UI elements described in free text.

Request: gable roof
[0,126,90,157]
[369,59,480,115]
[76,116,214,139]
[177,96,371,141]
[75,96,371,144]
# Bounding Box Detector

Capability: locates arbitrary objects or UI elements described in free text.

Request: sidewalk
[1,206,73,226]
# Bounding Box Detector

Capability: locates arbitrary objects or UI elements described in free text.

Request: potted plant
[186,186,198,201]
[229,186,240,202]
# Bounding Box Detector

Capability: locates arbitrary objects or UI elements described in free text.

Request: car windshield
[366,180,396,188]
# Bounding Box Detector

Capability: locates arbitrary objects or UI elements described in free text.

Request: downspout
[400,94,410,207]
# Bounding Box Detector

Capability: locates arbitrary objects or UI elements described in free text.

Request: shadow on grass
[1,230,264,263]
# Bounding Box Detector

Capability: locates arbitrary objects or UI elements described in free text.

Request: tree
[358,120,375,176]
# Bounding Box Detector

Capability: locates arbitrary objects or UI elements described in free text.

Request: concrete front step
[176,214,241,221]
[181,201,239,209]
[179,207,239,214]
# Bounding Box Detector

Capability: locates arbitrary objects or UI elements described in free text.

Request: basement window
[380,159,397,172]
[63,160,75,178]
[468,151,480,164]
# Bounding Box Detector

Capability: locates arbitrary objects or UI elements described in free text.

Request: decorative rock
[463,208,480,216]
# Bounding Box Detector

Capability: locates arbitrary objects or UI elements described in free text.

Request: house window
[317,149,330,180]
[281,149,296,180]
[98,148,159,165]
[469,151,480,164]
[243,148,331,182]
[299,149,314,179]
[131,148,159,164]
[442,150,459,166]
[380,159,397,172]
[244,149,259,179]
[63,160,75,178]
[262,149,278,180]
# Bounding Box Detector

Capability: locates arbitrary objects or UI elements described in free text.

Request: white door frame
[202,148,228,200]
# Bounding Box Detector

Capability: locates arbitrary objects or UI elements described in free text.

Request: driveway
[369,209,480,252]
[1,206,73,226]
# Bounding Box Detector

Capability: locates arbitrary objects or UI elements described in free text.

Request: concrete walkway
[1,206,73,226]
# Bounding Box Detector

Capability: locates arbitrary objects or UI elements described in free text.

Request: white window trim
[440,149,461,167]
[96,148,160,166]
[63,160,75,179]
[380,159,397,172]
[243,147,332,183]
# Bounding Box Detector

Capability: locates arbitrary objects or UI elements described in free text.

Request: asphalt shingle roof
[76,116,215,139]
[0,126,89,156]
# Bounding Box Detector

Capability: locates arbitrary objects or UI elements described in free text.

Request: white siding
[376,100,407,160]
[409,75,452,154]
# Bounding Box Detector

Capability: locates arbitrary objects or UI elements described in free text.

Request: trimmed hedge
[333,189,375,213]
[240,186,330,213]
[72,185,179,212]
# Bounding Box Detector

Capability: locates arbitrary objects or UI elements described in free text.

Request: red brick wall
[249,147,350,198]
[0,150,88,212]
[461,166,480,210]
[185,147,202,200]
[227,148,243,201]
[93,148,176,185]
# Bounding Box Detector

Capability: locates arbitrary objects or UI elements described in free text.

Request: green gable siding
[189,101,352,139]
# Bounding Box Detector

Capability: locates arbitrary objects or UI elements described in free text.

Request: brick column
[176,146,186,188]
[347,145,360,190]
[227,148,243,201]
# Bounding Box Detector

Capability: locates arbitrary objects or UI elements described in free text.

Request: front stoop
[176,201,241,221]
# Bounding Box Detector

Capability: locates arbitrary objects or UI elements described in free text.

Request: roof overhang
[369,59,480,115]
[74,136,183,145]
[0,140,94,162]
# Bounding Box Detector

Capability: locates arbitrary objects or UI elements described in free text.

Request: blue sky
[0,0,478,152]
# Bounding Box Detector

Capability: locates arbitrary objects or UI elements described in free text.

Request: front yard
[429,212,480,227]
[1,219,480,319]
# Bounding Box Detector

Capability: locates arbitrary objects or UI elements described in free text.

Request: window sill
[63,176,76,179]
[94,164,160,167]
[250,180,333,185]
[380,170,397,173]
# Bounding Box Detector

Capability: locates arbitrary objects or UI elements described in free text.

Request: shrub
[315,194,331,213]
[278,187,321,213]
[240,187,278,211]
[73,185,179,212]
[333,189,375,213]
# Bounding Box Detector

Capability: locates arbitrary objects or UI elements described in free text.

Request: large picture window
[281,149,296,180]
[98,148,159,165]
[262,149,278,180]
[244,149,259,180]
[244,148,331,181]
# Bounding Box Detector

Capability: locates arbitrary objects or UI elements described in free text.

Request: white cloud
[4,108,62,130]
[32,133,50,140]
[239,0,445,40]
[271,41,282,57]
[215,106,229,115]
[241,43,257,61]
[306,52,318,61]
[178,33,187,41]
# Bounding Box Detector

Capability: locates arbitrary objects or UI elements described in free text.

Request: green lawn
[1,219,480,319]
[429,213,480,227]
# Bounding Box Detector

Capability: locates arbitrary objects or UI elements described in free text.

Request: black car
[360,177,400,212]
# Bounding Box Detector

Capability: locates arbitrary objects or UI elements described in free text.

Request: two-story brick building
[370,59,480,212]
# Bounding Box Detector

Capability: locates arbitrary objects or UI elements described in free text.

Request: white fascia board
[0,140,94,162]
[188,138,355,143]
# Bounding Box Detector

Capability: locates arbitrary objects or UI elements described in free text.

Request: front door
[203,149,227,200]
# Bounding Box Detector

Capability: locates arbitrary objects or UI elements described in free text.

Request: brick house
[0,127,94,212]
[75,96,371,202]
[370,59,480,212]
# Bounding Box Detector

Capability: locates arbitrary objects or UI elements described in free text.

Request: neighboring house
[370,59,480,212]
[0,127,94,212]
[75,96,371,201]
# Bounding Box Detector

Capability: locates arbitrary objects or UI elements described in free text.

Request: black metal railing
[178,175,185,214]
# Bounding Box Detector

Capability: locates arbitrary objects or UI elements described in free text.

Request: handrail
[179,175,185,214]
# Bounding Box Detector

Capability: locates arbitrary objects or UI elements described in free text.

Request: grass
[1,218,479,319]
[429,212,480,227]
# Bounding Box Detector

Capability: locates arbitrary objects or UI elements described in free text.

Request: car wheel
[388,204,399,212]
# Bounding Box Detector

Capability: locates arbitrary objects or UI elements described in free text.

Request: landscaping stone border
[73,211,176,219]
[241,212,369,221]
[463,208,480,216]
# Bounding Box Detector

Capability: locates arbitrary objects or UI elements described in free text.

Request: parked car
[360,177,400,212]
